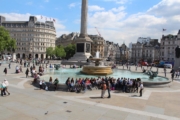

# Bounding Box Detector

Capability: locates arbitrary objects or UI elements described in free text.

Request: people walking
[4,79,10,95]
[164,67,166,77]
[9,63,11,69]
[170,68,175,81]
[101,81,107,98]
[139,82,144,97]
[25,68,29,78]
[1,81,6,96]
[107,80,111,98]
[3,68,7,76]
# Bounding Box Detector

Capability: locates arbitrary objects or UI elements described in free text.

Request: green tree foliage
[54,45,66,58]
[64,44,76,59]
[46,47,54,58]
[0,26,16,53]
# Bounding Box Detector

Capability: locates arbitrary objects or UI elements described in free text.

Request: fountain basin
[81,65,113,75]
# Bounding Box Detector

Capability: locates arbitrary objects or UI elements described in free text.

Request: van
[164,64,172,69]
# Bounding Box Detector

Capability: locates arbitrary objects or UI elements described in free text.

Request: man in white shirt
[139,82,144,97]
[4,79,10,95]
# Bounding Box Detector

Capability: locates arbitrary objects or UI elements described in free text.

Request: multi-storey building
[56,33,121,61]
[160,31,180,62]
[0,16,56,59]
[131,42,144,63]
[119,43,129,63]
[137,37,152,44]
[56,33,105,58]
[104,41,118,60]
[131,39,160,63]
[88,35,104,58]
[56,32,79,46]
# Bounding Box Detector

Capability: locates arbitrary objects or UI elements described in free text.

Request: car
[164,64,172,69]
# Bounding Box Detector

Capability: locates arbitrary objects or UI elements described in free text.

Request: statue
[54,64,60,70]
[175,46,180,58]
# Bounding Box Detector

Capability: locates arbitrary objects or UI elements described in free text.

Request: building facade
[56,33,122,61]
[160,31,180,62]
[88,35,105,58]
[131,39,160,63]
[56,32,79,46]
[0,16,56,59]
[56,33,106,58]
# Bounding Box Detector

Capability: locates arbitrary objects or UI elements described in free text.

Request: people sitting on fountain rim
[65,76,142,94]
[38,66,44,76]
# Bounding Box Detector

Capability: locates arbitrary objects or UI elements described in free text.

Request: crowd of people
[64,77,144,97]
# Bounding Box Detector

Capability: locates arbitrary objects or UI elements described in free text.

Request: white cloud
[0,13,67,38]
[110,6,125,12]
[147,0,180,17]
[103,0,128,4]
[68,2,80,8]
[89,5,105,12]
[87,0,180,45]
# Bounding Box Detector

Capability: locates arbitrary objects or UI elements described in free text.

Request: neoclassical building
[56,33,105,58]
[0,16,56,59]
[56,32,79,46]
[131,39,160,63]
[160,30,180,62]
[88,35,105,58]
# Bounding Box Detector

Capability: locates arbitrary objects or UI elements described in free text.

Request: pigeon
[45,111,48,115]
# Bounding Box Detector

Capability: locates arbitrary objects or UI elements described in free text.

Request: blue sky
[1,0,180,46]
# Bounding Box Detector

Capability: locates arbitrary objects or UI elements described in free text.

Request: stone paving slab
[1,63,180,120]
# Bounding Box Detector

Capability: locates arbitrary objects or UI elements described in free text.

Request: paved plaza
[0,62,180,120]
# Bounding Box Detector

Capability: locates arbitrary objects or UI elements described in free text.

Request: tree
[0,26,16,53]
[54,46,66,58]
[64,44,76,59]
[46,47,54,59]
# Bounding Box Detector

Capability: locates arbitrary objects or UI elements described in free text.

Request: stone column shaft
[80,0,88,37]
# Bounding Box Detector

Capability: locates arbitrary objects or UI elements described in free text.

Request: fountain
[81,51,113,75]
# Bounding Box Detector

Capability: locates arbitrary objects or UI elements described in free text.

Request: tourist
[4,79,10,95]
[107,80,111,98]
[101,81,107,98]
[48,77,53,90]
[65,78,70,89]
[53,78,59,91]
[170,69,175,81]
[3,68,7,76]
[175,70,179,78]
[70,78,75,92]
[1,81,6,96]
[9,62,11,69]
[139,81,144,97]
[25,68,29,78]
[20,66,23,73]
[15,66,19,73]
[164,67,166,77]
[39,80,43,90]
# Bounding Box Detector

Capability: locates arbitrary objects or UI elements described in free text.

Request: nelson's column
[62,0,93,65]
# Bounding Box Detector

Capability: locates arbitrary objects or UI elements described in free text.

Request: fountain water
[81,51,113,75]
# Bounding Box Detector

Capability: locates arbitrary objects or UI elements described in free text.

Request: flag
[41,15,43,19]
[163,28,166,31]
[53,19,56,22]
